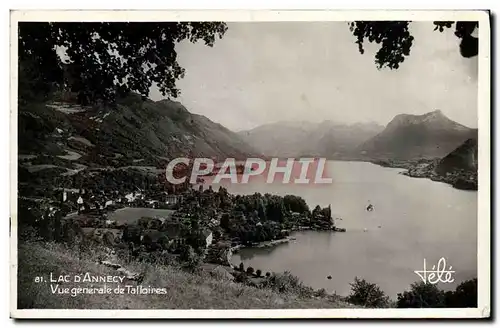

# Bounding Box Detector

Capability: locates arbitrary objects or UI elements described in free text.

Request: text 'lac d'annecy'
[48,273,167,297]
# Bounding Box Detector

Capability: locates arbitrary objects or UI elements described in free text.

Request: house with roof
[165,194,181,205]
[147,200,159,208]
[124,193,135,203]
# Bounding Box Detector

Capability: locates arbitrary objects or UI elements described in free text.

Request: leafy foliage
[157,235,170,250]
[122,225,142,244]
[396,279,477,308]
[19,22,228,104]
[185,229,208,255]
[102,231,115,246]
[220,213,230,231]
[283,195,309,214]
[178,244,203,272]
[176,188,332,246]
[261,271,313,297]
[346,277,390,308]
[349,21,479,69]
[444,278,478,308]
[396,281,446,308]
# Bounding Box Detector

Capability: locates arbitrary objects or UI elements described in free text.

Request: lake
[207,160,478,298]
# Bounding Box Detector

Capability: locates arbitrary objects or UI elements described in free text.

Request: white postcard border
[9,9,491,319]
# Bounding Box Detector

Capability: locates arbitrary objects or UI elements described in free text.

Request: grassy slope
[17,242,354,309]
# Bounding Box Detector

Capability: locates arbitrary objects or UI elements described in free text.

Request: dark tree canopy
[349,21,479,70]
[18,22,228,104]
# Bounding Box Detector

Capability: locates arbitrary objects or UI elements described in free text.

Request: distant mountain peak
[386,110,471,132]
[428,109,443,115]
[420,109,450,123]
[424,109,446,118]
[359,110,477,160]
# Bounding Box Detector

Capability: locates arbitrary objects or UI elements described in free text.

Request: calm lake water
[207,160,477,298]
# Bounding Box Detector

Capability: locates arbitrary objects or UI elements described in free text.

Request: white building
[204,230,213,247]
[125,193,134,203]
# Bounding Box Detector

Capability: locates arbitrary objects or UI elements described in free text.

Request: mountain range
[238,120,384,159]
[19,94,477,171]
[239,110,477,161]
[18,94,262,168]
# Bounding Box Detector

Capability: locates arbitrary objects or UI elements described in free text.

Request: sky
[149,22,479,132]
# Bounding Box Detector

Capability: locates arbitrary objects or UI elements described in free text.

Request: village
[18,163,344,283]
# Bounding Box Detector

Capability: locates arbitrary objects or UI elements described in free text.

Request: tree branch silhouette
[349,21,478,70]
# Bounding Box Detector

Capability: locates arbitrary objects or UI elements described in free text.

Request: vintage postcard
[10,10,491,319]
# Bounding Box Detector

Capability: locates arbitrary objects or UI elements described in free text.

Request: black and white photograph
[10,10,491,319]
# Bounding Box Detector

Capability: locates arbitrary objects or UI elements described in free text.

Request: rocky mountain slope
[357,110,477,160]
[18,94,262,169]
[403,137,478,190]
[435,138,478,175]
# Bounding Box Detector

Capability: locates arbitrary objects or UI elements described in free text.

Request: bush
[220,214,230,231]
[314,288,328,297]
[239,262,245,272]
[283,195,309,214]
[246,267,255,275]
[396,281,445,308]
[157,235,170,250]
[185,230,208,255]
[265,272,271,277]
[102,231,115,246]
[346,277,390,308]
[19,225,41,242]
[261,271,311,296]
[256,269,262,277]
[396,279,478,308]
[445,278,477,308]
[134,250,167,265]
[178,244,202,272]
[234,272,249,284]
[122,225,142,244]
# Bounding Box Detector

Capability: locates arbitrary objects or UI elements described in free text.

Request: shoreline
[230,237,292,253]
[230,226,346,254]
[230,225,346,254]
[369,160,478,191]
